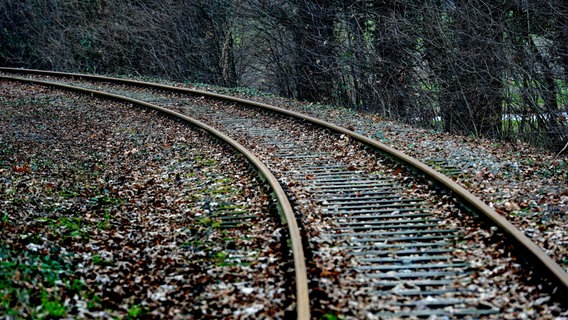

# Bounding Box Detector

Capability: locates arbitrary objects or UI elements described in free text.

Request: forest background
[1,0,567,151]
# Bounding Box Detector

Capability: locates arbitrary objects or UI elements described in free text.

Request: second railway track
[1,69,567,318]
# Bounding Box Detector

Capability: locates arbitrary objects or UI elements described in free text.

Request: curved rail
[0,74,311,319]
[2,67,567,296]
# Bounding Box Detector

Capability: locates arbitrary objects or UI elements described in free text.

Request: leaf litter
[0,81,294,319]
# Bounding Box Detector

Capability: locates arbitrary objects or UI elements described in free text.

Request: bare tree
[1,0,566,151]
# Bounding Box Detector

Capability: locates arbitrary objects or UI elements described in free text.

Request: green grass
[97,212,112,230]
[0,246,74,318]
[197,217,221,229]
[39,290,66,318]
[38,216,90,241]
[214,251,230,266]
[321,313,343,320]
[194,155,216,166]
[91,254,113,266]
[0,245,109,318]
[126,304,147,319]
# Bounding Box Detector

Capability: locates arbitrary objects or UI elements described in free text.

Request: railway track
[1,68,567,318]
[0,79,307,318]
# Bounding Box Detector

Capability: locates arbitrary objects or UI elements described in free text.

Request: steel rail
[0,74,311,319]
[2,67,567,297]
